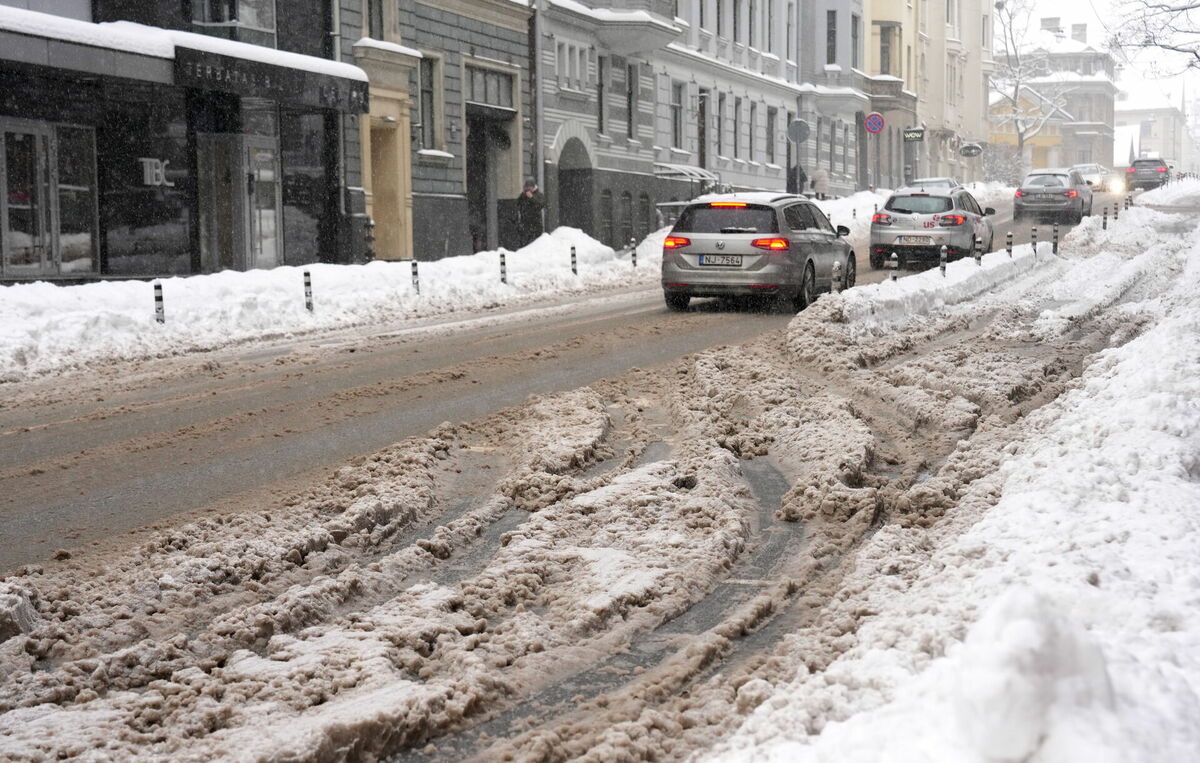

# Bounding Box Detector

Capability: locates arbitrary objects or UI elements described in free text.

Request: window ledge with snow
[417,149,454,164]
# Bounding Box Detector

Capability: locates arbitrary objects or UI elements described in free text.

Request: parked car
[661,192,855,312]
[1070,163,1108,188]
[1126,157,1171,190]
[869,187,995,270]
[909,177,962,190]
[1013,168,1094,223]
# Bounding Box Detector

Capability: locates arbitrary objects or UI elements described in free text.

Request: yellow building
[353,2,420,261]
[989,84,1072,171]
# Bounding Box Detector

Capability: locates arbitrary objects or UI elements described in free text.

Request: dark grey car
[1013,168,1093,223]
[661,193,855,312]
[1127,157,1171,190]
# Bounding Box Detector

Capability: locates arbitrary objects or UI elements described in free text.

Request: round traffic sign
[787,119,811,143]
[864,112,885,134]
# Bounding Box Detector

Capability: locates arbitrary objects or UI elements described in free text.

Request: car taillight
[1126,167,1135,173]
[872,213,893,225]
[663,236,691,249]
[1064,190,1078,198]
[751,237,789,251]
[1157,166,1168,172]
[1014,190,1025,197]
[938,215,966,226]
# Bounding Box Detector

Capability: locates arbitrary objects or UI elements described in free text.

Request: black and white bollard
[891,250,899,270]
[974,235,983,265]
[1125,194,1131,211]
[153,282,164,324]
[630,237,637,268]
[1052,223,1059,255]
[1114,202,1120,221]
[1006,230,1013,257]
[411,260,420,294]
[1102,206,1108,230]
[940,244,948,277]
[303,270,313,311]
[1031,225,1038,255]
[890,272,898,282]
[570,245,577,276]
[500,252,507,284]
[853,208,857,220]
[832,260,843,293]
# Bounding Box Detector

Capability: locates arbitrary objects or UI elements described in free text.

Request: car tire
[797,262,817,310]
[843,255,857,289]
[664,292,690,312]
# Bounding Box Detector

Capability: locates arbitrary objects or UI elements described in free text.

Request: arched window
[619,191,633,247]
[639,193,653,237]
[599,190,614,247]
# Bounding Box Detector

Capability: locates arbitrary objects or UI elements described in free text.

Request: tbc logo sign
[139,158,175,188]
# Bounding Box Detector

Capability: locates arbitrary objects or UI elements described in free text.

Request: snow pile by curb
[836,246,1048,326]
[1138,176,1200,206]
[0,227,664,382]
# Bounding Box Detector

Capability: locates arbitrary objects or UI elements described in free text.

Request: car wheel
[664,292,690,311]
[796,262,816,310]
[843,255,857,289]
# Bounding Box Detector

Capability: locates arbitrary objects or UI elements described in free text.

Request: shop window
[55,126,97,273]
[620,191,633,247]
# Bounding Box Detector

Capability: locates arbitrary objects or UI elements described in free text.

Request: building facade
[1115,93,1190,170]
[863,0,922,187]
[0,0,369,282]
[398,0,533,259]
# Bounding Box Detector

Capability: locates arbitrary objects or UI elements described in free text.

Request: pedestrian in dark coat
[515,179,545,247]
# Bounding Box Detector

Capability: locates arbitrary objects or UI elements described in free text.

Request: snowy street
[1,184,1199,760]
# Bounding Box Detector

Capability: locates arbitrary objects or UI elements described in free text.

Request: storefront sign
[175,47,369,113]
[139,158,175,187]
[903,128,925,142]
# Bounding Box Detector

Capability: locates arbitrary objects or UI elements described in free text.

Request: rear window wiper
[719,227,758,233]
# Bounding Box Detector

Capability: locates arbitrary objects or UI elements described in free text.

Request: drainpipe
[331,1,346,216]
[534,0,545,190]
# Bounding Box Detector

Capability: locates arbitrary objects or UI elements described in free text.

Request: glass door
[245,137,282,270]
[2,125,53,275]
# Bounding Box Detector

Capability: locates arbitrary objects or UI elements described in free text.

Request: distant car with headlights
[1126,157,1171,190]
[1013,168,1093,223]
[1070,163,1108,188]
[661,193,855,312]
[869,187,995,269]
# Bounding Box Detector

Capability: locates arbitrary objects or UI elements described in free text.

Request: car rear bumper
[872,244,971,264]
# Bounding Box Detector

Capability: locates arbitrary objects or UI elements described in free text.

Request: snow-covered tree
[990,0,1072,175]
[1109,0,1200,72]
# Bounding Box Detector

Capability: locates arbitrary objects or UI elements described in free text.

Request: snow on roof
[1116,86,1182,113]
[1027,71,1115,85]
[0,5,173,58]
[353,37,423,60]
[551,0,676,30]
[0,7,368,82]
[1023,27,1099,55]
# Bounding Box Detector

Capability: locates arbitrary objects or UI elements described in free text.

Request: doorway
[197,133,283,271]
[556,137,592,235]
[1,120,98,278]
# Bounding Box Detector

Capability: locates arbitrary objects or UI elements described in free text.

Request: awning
[654,163,720,182]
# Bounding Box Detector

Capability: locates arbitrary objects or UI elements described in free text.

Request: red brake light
[1064,190,1078,198]
[709,202,747,207]
[1157,166,1168,172]
[663,236,691,249]
[751,237,789,251]
[1126,167,1135,173]
[939,215,966,227]
[1014,189,1025,197]
[872,213,893,225]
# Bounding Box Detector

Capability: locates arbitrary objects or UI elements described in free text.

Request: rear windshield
[885,195,953,214]
[1133,159,1166,168]
[1025,174,1068,187]
[674,204,778,233]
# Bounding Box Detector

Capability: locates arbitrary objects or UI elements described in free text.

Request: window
[640,193,653,238]
[734,0,742,41]
[827,10,837,65]
[718,0,726,37]
[983,15,990,47]
[733,96,742,158]
[620,192,634,247]
[1040,16,1060,32]
[766,106,777,163]
[671,81,685,149]
[786,3,795,59]
[600,190,614,246]
[749,0,757,47]
[418,57,439,149]
[1072,23,1087,43]
[717,92,726,155]
[366,0,383,39]
[880,26,893,75]
[700,0,707,29]
[626,63,638,139]
[851,14,860,69]
[466,66,513,109]
[767,1,774,52]
[193,0,276,47]
[597,56,607,134]
[749,102,757,160]
[842,124,849,176]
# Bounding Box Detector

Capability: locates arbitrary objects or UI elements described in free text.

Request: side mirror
[984,207,996,216]
[1085,180,1093,186]
[836,225,850,237]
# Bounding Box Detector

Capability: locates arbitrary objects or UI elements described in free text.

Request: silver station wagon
[869,187,995,269]
[661,193,855,312]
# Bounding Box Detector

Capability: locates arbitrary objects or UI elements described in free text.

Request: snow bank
[0,228,659,382]
[1138,176,1200,207]
[711,202,1200,762]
